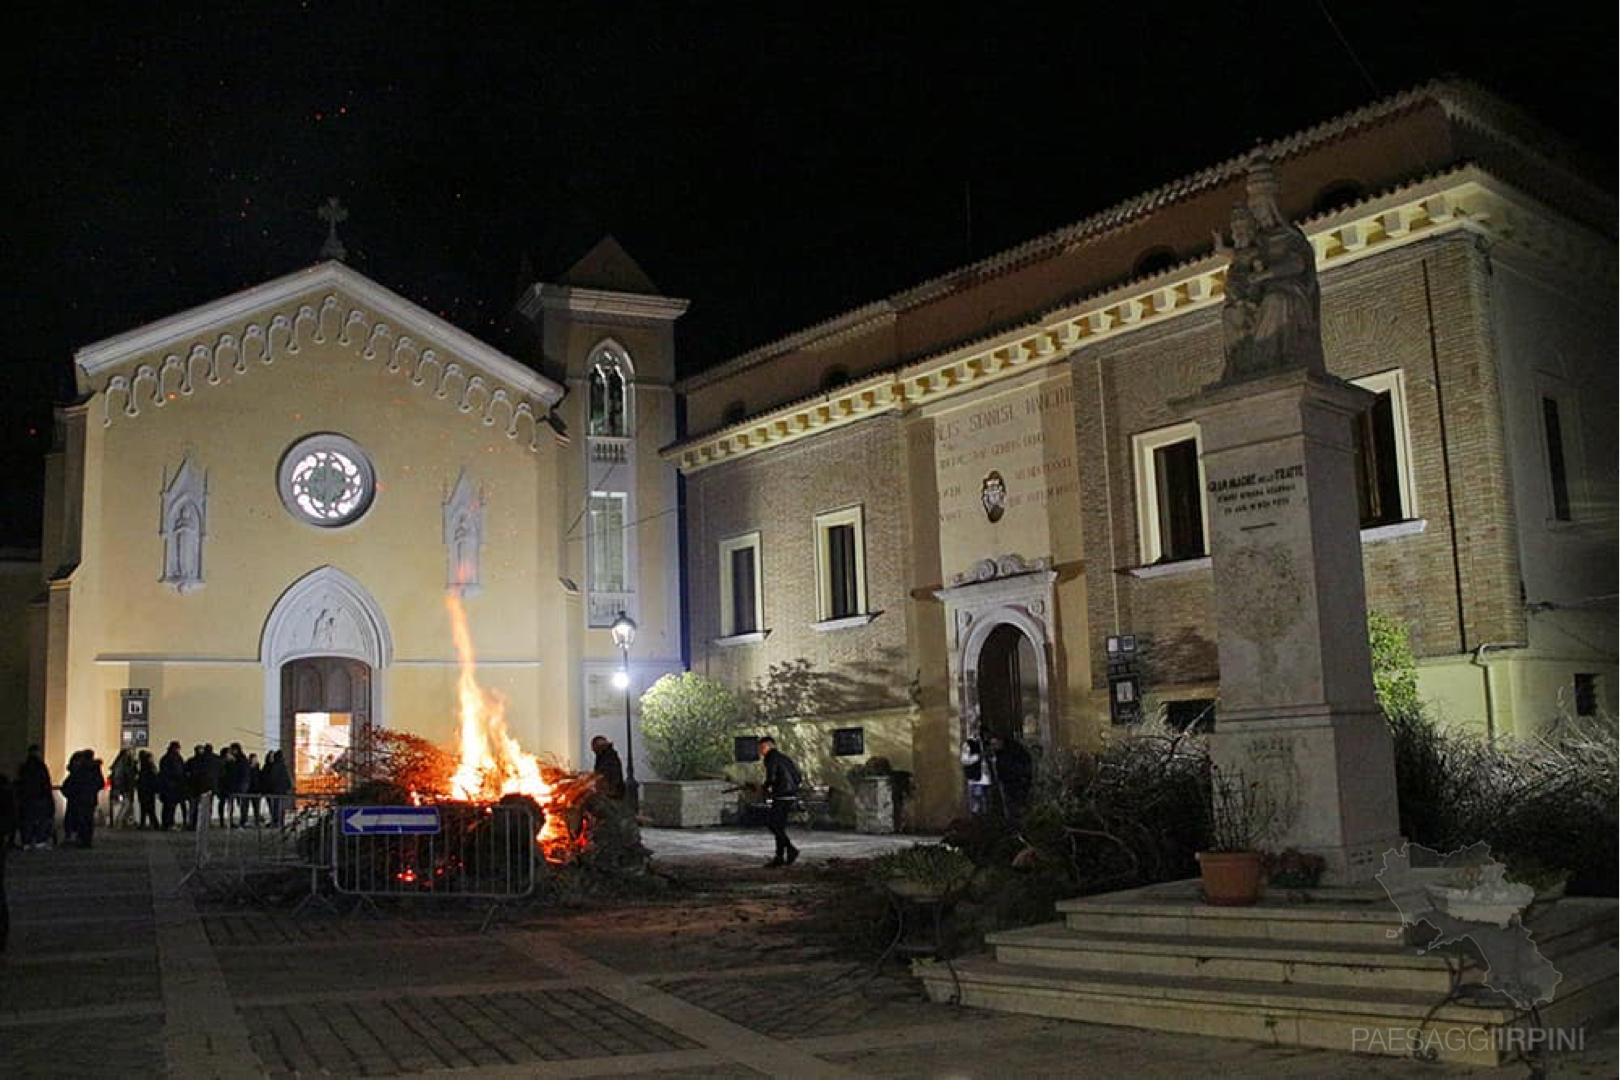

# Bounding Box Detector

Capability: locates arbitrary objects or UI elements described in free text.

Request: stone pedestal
[1189,367,1401,883]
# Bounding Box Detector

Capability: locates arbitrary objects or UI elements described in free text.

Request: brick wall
[686,415,914,716]
[1072,233,1524,704]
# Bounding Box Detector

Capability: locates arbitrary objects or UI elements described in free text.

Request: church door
[280,657,372,791]
[975,623,1040,743]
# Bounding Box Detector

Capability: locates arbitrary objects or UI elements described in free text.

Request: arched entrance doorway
[280,656,372,790]
[975,623,1041,743]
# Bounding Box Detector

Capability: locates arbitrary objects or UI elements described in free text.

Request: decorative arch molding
[98,293,552,451]
[259,565,393,750]
[934,554,1059,751]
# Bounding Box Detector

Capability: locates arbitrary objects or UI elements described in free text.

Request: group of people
[959,732,1034,818]
[2,740,299,853]
[147,741,295,831]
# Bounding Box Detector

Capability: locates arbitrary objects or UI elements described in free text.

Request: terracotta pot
[1197,850,1264,906]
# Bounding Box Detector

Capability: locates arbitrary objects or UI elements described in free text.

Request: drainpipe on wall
[1471,643,1527,741]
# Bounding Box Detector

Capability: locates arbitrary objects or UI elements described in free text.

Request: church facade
[21,244,685,785]
[9,82,1615,828]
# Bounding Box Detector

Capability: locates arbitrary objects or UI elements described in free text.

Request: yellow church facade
[26,250,687,782]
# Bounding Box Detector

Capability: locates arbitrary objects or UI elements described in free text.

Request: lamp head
[610,610,637,650]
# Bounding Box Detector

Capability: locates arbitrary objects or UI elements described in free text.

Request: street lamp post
[610,611,639,809]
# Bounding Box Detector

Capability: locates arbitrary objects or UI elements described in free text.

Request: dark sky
[1,3,1613,543]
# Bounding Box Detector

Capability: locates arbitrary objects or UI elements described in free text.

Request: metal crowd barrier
[331,801,539,927]
[185,792,342,912]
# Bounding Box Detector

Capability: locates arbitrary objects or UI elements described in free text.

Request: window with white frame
[1350,369,1416,528]
[588,492,628,593]
[1133,423,1208,564]
[718,532,763,638]
[814,506,867,622]
[587,348,631,437]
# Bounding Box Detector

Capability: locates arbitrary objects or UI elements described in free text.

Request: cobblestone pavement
[2,828,1613,1078]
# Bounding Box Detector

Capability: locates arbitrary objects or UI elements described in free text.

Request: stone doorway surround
[935,554,1058,750]
[260,565,393,751]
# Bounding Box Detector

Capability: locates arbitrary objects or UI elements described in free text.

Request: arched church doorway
[975,623,1041,743]
[280,656,372,791]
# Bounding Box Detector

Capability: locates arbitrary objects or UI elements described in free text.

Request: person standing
[590,736,626,800]
[210,744,232,827]
[244,752,263,826]
[263,751,293,827]
[960,737,991,817]
[16,745,54,849]
[757,736,802,868]
[136,750,160,829]
[988,733,1033,819]
[159,741,187,830]
[223,743,250,826]
[61,750,105,849]
[109,748,137,828]
[183,745,205,829]
[0,772,15,952]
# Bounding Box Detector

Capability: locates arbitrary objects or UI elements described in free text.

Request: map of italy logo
[1376,842,1561,1009]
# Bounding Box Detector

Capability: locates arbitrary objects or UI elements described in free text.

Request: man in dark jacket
[183,745,205,828]
[590,736,626,799]
[159,742,187,829]
[263,751,293,826]
[757,736,802,868]
[16,745,55,849]
[61,750,105,849]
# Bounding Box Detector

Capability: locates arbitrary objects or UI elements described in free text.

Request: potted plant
[1196,767,1279,906]
[638,673,745,827]
[849,756,910,835]
[869,843,975,899]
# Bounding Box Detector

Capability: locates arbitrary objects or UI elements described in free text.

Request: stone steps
[991,902,1615,994]
[917,882,1618,1066]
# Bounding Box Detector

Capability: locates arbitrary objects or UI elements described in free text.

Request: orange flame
[444,594,594,863]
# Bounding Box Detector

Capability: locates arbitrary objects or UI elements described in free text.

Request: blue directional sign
[340,805,441,835]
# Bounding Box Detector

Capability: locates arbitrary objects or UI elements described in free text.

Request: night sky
[2,4,1612,544]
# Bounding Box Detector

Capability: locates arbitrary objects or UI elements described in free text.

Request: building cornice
[665,167,1613,474]
[519,283,689,323]
[76,261,563,406]
[677,301,897,392]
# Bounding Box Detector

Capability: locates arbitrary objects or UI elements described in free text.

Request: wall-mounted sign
[1108,674,1142,726]
[120,688,151,748]
[831,727,866,757]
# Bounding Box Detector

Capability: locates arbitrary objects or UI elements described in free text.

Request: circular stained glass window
[278,435,376,527]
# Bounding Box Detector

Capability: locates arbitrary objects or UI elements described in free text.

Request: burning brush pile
[328,596,649,884]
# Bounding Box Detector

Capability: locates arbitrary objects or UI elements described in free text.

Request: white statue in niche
[443,469,486,597]
[159,456,207,593]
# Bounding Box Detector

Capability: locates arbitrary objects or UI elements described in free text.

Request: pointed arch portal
[260,566,392,755]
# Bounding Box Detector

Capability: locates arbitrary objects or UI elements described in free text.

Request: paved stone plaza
[2,829,1612,1078]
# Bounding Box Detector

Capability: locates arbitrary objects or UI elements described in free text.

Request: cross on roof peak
[318,196,349,261]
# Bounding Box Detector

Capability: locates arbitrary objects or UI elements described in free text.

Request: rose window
[278,435,376,527]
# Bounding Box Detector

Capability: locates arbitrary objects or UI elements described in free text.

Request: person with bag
[757,736,802,868]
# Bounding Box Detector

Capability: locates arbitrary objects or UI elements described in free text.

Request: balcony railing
[589,436,631,465]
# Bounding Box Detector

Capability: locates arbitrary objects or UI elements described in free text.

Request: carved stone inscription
[1208,462,1305,523]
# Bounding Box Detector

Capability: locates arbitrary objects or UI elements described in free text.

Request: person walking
[757,736,802,868]
[136,750,160,830]
[590,736,626,800]
[159,741,187,830]
[109,747,137,828]
[61,750,105,849]
[16,746,54,849]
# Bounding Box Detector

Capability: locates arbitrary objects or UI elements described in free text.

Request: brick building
[667,81,1617,827]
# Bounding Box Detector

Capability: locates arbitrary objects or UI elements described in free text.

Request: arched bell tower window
[587,345,633,437]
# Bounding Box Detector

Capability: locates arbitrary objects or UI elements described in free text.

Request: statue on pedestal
[1213,152,1325,381]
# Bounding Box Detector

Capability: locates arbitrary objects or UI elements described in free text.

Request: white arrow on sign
[341,807,441,834]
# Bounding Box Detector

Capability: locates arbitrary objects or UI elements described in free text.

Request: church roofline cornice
[519,283,690,323]
[665,166,1614,474]
[75,261,564,406]
[676,80,1610,398]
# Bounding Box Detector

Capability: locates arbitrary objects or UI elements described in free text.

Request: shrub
[1369,610,1422,720]
[639,672,745,780]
